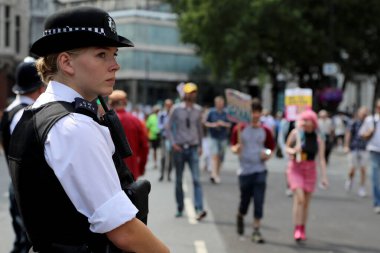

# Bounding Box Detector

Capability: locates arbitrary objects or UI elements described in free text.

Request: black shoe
[158,176,163,182]
[210,177,216,184]
[252,230,265,244]
[196,210,207,221]
[237,215,244,235]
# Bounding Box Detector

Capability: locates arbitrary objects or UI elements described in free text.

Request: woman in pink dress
[286,110,329,242]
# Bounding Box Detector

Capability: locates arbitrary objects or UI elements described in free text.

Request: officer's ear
[57,52,75,76]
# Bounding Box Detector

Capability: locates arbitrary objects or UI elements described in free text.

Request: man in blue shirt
[205,96,231,183]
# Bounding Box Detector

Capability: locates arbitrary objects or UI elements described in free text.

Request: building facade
[54,0,203,106]
[0,0,30,112]
[111,9,202,106]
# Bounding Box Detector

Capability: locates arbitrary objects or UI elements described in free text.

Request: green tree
[169,0,380,109]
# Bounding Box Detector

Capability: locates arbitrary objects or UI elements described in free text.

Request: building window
[118,23,181,47]
[118,51,201,74]
[15,15,20,53]
[5,5,10,47]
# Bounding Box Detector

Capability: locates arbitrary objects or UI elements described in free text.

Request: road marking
[183,182,188,193]
[183,181,198,224]
[194,240,208,253]
[185,197,198,224]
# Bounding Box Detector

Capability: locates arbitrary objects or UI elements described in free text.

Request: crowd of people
[0,6,379,253]
[114,86,380,244]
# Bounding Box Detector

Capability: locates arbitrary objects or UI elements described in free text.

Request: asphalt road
[1,147,379,253]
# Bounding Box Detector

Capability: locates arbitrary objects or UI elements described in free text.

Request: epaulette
[73,97,98,122]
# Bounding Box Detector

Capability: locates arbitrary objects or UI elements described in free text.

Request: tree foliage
[168,0,380,88]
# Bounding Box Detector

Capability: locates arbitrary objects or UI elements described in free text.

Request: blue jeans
[238,171,267,219]
[174,146,204,212]
[370,151,380,207]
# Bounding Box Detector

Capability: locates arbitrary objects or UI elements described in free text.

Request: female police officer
[7,6,169,253]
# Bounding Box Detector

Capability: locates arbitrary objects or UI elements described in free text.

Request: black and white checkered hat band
[43,27,106,36]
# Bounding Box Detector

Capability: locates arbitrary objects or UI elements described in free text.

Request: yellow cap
[183,82,198,94]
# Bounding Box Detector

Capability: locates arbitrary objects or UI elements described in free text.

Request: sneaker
[358,187,367,197]
[252,230,265,244]
[175,211,183,218]
[196,210,207,221]
[344,179,353,192]
[374,206,380,214]
[237,215,244,235]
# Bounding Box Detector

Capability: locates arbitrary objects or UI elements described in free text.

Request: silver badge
[107,16,117,34]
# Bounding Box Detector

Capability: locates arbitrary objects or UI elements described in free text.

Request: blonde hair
[35,49,84,84]
[35,54,59,84]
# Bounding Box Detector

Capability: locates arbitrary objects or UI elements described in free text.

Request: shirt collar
[6,95,35,111]
[45,80,83,102]
[17,95,35,105]
[33,81,84,108]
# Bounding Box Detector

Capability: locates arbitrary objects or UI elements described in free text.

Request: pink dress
[287,160,317,193]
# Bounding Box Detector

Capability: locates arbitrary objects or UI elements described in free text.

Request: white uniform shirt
[6,95,35,134]
[32,81,138,233]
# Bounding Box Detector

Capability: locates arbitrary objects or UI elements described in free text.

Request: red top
[115,108,149,179]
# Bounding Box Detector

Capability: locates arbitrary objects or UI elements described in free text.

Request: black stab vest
[7,101,115,252]
[0,103,28,161]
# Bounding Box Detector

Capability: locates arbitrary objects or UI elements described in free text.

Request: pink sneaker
[294,226,302,241]
[300,225,307,241]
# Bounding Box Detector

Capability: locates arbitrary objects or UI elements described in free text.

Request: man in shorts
[344,106,369,197]
[204,96,231,183]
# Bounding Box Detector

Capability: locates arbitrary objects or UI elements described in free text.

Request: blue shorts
[209,138,228,159]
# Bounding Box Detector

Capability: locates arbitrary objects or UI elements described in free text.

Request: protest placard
[225,89,252,123]
[285,88,313,121]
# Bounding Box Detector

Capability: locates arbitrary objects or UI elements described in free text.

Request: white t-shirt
[32,81,138,233]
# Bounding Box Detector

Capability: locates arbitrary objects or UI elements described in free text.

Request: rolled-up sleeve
[45,114,138,233]
[89,190,138,233]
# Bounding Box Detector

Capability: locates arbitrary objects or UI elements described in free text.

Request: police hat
[12,59,43,95]
[30,6,133,57]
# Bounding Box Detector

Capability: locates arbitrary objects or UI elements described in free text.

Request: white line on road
[183,181,198,224]
[183,182,188,193]
[185,197,198,224]
[194,240,208,253]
